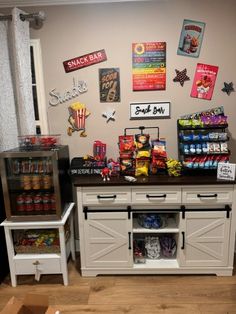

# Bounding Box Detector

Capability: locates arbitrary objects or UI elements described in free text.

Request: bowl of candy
[18,134,61,149]
[38,134,61,148]
[18,135,39,149]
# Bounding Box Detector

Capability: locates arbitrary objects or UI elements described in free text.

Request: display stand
[1,202,75,287]
[177,120,230,173]
[124,126,159,138]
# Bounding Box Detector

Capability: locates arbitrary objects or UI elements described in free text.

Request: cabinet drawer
[182,187,233,204]
[82,188,131,205]
[132,187,181,204]
[14,256,61,275]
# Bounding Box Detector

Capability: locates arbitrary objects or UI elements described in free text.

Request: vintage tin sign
[63,49,107,73]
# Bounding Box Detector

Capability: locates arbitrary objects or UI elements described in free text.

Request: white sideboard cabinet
[74,175,236,277]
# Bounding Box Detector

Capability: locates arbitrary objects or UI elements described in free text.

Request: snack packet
[119,135,135,152]
[135,134,151,150]
[135,158,150,176]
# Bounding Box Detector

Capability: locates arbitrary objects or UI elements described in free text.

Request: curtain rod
[0,11,45,22]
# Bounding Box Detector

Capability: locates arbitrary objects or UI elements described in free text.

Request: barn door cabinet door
[83,211,133,268]
[179,211,230,267]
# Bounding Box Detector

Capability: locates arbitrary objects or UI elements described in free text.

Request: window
[30,39,48,135]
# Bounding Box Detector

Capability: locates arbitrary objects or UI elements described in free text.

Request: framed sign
[217,163,236,181]
[99,68,120,102]
[177,19,205,58]
[190,63,218,100]
[132,42,166,91]
[130,102,170,120]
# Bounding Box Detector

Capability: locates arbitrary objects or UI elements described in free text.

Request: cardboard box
[0,294,59,314]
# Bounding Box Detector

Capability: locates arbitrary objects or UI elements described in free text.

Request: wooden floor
[1,256,236,314]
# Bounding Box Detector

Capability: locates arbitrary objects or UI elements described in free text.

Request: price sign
[217,163,236,181]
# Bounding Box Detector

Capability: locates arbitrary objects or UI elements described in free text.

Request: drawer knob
[33,261,40,266]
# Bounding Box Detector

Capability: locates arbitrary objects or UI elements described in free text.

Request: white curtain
[0,17,18,151]
[10,7,35,136]
[0,8,35,152]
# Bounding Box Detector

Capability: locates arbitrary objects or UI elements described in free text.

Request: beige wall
[26,0,236,161]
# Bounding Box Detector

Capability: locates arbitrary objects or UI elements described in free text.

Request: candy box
[93,140,106,161]
[0,294,59,314]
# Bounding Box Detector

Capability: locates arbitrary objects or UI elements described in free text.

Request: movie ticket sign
[63,49,107,73]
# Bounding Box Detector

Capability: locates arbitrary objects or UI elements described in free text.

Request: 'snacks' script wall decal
[49,78,88,106]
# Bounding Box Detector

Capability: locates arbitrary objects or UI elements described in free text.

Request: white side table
[1,203,75,287]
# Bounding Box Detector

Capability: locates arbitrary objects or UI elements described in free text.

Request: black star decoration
[173,68,190,87]
[222,82,234,96]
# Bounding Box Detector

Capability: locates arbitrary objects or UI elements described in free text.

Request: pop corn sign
[63,49,107,73]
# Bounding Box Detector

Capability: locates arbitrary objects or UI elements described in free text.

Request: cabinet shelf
[14,253,61,259]
[179,138,229,144]
[178,124,228,131]
[181,152,230,156]
[133,258,179,269]
[133,218,179,233]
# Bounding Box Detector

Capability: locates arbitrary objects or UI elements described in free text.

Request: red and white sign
[63,49,107,73]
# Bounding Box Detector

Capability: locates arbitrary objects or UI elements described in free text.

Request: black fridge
[0,179,9,282]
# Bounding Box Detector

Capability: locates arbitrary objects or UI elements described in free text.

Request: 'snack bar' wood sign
[130,102,170,120]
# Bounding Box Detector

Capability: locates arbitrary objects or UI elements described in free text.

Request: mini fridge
[0,145,72,221]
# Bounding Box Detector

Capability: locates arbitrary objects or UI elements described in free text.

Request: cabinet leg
[216,270,233,276]
[62,272,68,286]
[59,226,69,285]
[4,227,17,287]
[69,214,76,262]
[11,274,17,287]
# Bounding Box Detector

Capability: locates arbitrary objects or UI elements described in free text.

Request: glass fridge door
[4,156,57,217]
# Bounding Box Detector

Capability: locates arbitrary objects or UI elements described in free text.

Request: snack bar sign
[63,49,107,73]
[130,102,170,120]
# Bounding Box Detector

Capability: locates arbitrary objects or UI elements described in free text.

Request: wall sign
[63,49,107,73]
[49,78,88,106]
[217,163,236,181]
[130,102,170,120]
[177,19,205,58]
[190,63,218,100]
[132,42,166,91]
[99,68,120,102]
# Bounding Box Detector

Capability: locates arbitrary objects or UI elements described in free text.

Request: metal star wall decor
[222,82,234,95]
[102,109,116,123]
[173,68,190,87]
